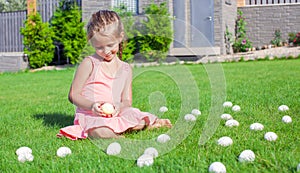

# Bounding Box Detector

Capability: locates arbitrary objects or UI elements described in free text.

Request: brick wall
[239,4,300,48]
[214,0,237,54]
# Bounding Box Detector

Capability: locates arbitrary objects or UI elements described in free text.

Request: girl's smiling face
[91,35,121,62]
[87,10,124,61]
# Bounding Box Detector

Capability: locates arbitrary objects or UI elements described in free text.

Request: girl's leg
[147,119,172,129]
[131,120,146,130]
[88,127,121,139]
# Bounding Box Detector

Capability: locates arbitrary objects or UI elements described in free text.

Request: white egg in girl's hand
[101,103,115,115]
[191,109,201,116]
[57,147,72,157]
[157,134,171,143]
[159,106,168,113]
[232,105,241,112]
[238,150,255,162]
[220,113,232,120]
[144,147,158,158]
[16,146,32,156]
[137,154,154,167]
[278,105,289,112]
[264,132,278,141]
[225,119,239,127]
[250,123,264,131]
[223,101,233,108]
[282,115,292,123]
[106,142,121,155]
[217,136,233,147]
[184,114,196,121]
[208,162,226,173]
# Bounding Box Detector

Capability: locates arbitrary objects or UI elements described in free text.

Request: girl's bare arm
[68,58,101,113]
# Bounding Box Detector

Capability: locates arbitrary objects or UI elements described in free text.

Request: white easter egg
[282,115,292,123]
[137,154,154,167]
[25,153,34,162]
[278,105,289,112]
[102,103,115,115]
[232,105,241,112]
[16,146,32,156]
[106,142,121,155]
[220,114,232,120]
[250,123,264,131]
[191,109,201,116]
[18,154,27,163]
[264,132,278,141]
[225,119,239,127]
[157,134,171,143]
[184,114,196,121]
[159,106,168,113]
[217,136,233,147]
[57,147,72,157]
[144,147,158,158]
[223,101,233,108]
[208,162,226,173]
[238,150,255,162]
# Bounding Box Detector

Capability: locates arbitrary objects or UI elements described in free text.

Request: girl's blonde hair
[87,10,124,59]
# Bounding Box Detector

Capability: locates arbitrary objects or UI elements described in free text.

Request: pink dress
[57,56,157,140]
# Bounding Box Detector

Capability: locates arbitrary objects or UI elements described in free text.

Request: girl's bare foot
[147,119,172,130]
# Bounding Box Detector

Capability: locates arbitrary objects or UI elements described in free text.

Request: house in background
[81,0,237,56]
[0,0,299,72]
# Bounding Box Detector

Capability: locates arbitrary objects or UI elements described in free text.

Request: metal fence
[247,0,299,5]
[0,0,82,52]
[0,10,27,52]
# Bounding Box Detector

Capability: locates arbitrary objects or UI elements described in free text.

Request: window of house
[112,0,138,14]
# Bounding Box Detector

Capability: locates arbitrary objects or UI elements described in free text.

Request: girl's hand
[93,102,117,118]
[91,102,106,116]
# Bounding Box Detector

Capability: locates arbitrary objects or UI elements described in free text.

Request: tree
[50,0,86,64]
[137,2,173,61]
[0,0,26,12]
[21,12,55,68]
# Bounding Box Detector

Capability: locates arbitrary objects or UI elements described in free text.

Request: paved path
[132,46,300,67]
[29,46,300,71]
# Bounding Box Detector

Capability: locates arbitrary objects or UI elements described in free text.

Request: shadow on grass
[33,113,74,128]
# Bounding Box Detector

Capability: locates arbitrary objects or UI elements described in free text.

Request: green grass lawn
[0,59,299,172]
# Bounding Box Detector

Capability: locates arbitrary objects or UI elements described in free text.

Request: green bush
[271,29,282,47]
[294,32,300,46]
[137,2,173,62]
[288,32,296,44]
[50,0,86,64]
[21,12,55,69]
[232,10,252,53]
[288,32,300,46]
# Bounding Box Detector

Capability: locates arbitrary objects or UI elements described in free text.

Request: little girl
[57,10,172,140]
